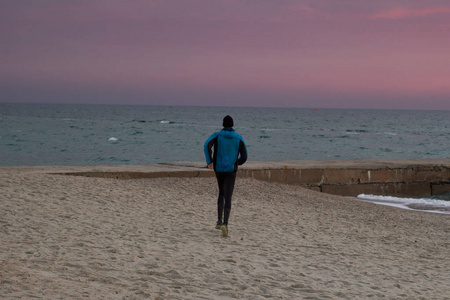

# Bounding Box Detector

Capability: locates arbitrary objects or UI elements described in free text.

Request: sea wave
[357,194,450,207]
[357,194,450,215]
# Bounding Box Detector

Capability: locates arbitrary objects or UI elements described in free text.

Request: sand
[1,167,449,299]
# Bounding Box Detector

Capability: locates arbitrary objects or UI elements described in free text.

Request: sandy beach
[1,166,449,299]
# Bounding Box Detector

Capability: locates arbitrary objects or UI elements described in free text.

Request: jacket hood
[220,128,236,139]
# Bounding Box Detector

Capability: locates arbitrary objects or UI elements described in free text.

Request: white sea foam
[357,194,450,206]
[357,194,450,214]
[261,128,284,132]
[108,137,119,142]
[160,120,170,124]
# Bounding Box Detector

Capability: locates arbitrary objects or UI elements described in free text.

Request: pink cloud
[371,7,450,20]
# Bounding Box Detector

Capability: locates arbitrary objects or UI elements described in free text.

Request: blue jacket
[204,128,247,172]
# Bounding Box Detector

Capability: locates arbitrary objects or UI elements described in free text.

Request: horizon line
[1,102,449,112]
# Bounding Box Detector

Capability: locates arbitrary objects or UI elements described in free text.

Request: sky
[1,0,450,110]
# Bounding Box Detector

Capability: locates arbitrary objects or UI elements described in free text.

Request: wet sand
[1,166,449,299]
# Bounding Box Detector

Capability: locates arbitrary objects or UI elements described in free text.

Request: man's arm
[237,139,247,165]
[204,133,218,166]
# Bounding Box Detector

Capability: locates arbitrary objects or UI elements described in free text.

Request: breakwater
[56,159,450,198]
[238,160,450,197]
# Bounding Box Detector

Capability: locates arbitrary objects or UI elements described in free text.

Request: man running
[204,115,248,237]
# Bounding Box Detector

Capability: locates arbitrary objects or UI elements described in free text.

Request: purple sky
[1,0,450,109]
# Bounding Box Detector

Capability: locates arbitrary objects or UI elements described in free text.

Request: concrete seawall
[237,159,450,197]
[55,159,450,198]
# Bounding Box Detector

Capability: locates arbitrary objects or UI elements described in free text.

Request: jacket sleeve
[204,133,218,165]
[237,138,247,165]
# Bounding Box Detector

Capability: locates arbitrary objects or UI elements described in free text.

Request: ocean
[1,103,449,212]
[2,103,449,166]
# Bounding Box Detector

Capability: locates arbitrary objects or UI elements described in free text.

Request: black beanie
[223,115,234,128]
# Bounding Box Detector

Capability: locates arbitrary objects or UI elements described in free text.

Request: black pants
[215,172,237,225]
